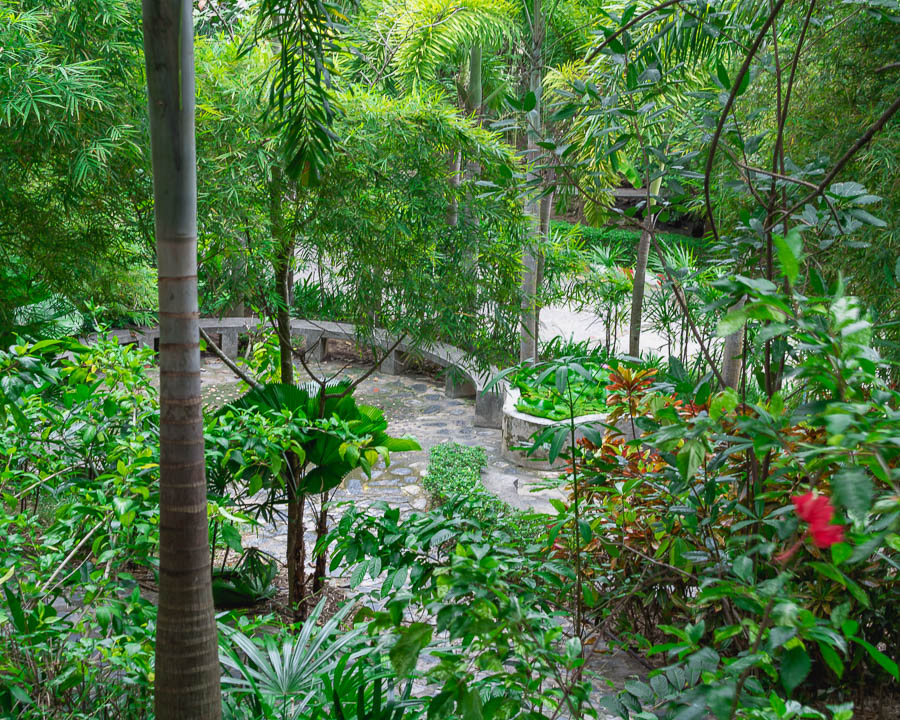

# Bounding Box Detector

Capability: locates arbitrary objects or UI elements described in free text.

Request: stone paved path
[199,352,647,700]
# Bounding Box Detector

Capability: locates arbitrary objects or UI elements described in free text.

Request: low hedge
[423,443,541,539]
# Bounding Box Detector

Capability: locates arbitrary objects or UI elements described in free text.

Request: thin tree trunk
[312,496,328,593]
[722,297,746,389]
[271,166,294,386]
[287,489,306,616]
[143,1,221,717]
[629,229,651,357]
[270,166,308,613]
[519,0,543,364]
[628,175,663,357]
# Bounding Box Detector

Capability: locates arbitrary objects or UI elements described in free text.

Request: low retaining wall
[86,318,506,429]
[501,386,608,470]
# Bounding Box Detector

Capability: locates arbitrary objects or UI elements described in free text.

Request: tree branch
[199,326,260,388]
[766,95,900,230]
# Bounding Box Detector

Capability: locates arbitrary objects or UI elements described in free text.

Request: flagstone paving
[199,353,647,700]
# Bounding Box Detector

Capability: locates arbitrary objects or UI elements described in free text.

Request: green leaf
[817,641,844,678]
[735,69,751,96]
[717,308,747,337]
[848,208,886,227]
[461,686,483,720]
[715,61,730,89]
[732,555,754,584]
[389,623,433,677]
[578,519,592,544]
[780,646,811,694]
[9,685,32,706]
[709,389,738,420]
[851,637,899,679]
[773,228,803,285]
[522,91,536,113]
[676,440,704,481]
[830,542,852,566]
[620,156,642,189]
[2,586,26,633]
[832,467,873,516]
[221,523,244,554]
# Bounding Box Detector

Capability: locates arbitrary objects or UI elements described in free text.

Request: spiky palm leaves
[343,0,519,94]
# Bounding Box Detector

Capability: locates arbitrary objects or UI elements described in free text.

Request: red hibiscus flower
[775,491,845,564]
[792,491,845,549]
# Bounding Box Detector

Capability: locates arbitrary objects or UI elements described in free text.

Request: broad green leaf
[817,641,844,678]
[716,61,730,89]
[851,637,899,679]
[780,646,811,693]
[773,228,804,285]
[522,91,536,113]
[389,623,433,677]
[717,308,747,337]
[832,467,873,516]
[709,389,738,420]
[732,555,754,584]
[676,439,705,481]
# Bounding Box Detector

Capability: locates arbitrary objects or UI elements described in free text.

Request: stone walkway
[200,354,566,529]
[200,352,647,702]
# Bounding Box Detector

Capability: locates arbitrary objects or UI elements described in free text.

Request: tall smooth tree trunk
[627,175,663,357]
[143,2,221,718]
[628,229,651,357]
[530,191,553,354]
[519,0,544,364]
[722,297,746,389]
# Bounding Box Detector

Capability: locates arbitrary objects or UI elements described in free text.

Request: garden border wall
[85,318,505,428]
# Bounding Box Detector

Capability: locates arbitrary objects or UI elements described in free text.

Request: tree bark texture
[519,0,543,364]
[629,229,651,357]
[628,175,663,357]
[722,296,746,389]
[143,1,221,717]
[270,165,294,386]
[269,167,309,613]
[287,488,307,614]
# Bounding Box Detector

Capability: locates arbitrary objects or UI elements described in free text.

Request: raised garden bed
[501,385,609,470]
[507,361,610,421]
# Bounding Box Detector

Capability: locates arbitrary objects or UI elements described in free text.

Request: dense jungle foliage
[0,0,898,719]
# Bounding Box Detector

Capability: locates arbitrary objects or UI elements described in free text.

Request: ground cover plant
[509,347,612,420]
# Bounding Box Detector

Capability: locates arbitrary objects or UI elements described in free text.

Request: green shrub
[549,220,700,260]
[423,443,537,538]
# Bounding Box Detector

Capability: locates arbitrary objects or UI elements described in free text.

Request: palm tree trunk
[143,1,221,717]
[519,0,543,364]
